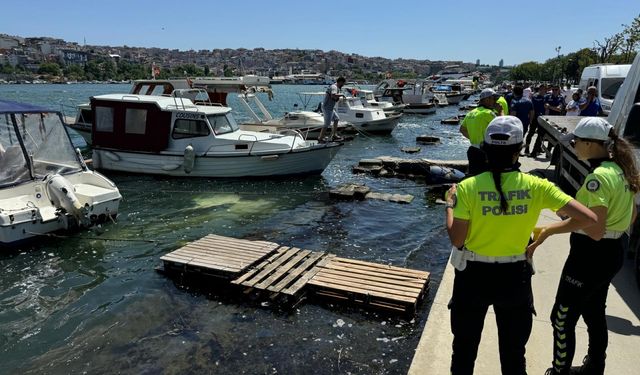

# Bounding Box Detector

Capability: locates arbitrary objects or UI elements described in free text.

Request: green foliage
[0,64,14,74]
[37,62,61,76]
[511,14,639,83]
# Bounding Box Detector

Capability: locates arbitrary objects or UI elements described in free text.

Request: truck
[537,53,640,286]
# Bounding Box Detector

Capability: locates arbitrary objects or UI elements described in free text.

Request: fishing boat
[89,93,341,177]
[298,92,402,134]
[374,80,436,115]
[192,76,349,139]
[0,100,121,245]
[429,84,466,105]
[63,79,193,145]
[345,86,406,113]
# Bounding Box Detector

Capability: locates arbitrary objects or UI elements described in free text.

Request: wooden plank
[199,235,279,251]
[253,249,312,290]
[177,245,267,263]
[313,268,424,294]
[183,242,276,259]
[282,254,336,296]
[313,290,407,313]
[267,252,327,293]
[188,239,277,255]
[230,247,289,285]
[171,248,250,267]
[330,257,430,277]
[240,247,302,288]
[307,279,416,304]
[321,263,428,286]
[310,274,421,299]
[328,258,429,279]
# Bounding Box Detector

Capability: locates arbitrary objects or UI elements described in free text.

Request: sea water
[0,83,470,374]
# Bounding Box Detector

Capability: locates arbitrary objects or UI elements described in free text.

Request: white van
[579,64,631,115]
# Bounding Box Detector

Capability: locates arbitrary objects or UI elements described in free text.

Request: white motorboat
[430,84,467,105]
[346,87,406,113]
[63,79,194,145]
[299,92,402,135]
[89,94,341,177]
[0,100,121,245]
[374,80,436,115]
[64,102,93,144]
[192,76,349,139]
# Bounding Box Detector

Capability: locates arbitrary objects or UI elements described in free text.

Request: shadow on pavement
[611,258,640,321]
[606,314,640,336]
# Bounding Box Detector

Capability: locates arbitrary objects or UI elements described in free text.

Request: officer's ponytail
[609,128,640,193]
[483,142,523,214]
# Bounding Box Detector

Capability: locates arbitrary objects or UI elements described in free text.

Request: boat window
[600,78,625,100]
[95,106,114,132]
[172,119,210,139]
[17,112,82,179]
[125,108,147,134]
[207,114,239,135]
[78,108,93,124]
[0,115,29,186]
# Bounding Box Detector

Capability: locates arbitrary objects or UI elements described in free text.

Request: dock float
[160,234,430,315]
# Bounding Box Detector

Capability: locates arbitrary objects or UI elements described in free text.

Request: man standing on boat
[319,76,346,142]
[459,88,498,175]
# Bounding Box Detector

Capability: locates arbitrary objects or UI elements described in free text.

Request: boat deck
[160,234,430,315]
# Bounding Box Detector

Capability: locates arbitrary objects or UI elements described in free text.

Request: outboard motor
[45,174,89,227]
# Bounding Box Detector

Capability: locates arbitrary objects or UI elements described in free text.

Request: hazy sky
[3,0,638,65]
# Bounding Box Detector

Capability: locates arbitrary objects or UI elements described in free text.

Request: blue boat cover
[0,99,55,114]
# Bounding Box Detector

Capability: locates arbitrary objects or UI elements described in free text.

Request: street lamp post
[555,46,562,85]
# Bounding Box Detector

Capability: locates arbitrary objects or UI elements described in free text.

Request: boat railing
[237,134,259,154]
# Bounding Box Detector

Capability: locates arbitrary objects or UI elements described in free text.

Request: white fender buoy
[183,144,195,174]
[45,174,88,226]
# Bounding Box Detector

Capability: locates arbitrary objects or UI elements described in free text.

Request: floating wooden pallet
[160,234,280,279]
[231,246,334,298]
[160,235,430,316]
[307,257,430,315]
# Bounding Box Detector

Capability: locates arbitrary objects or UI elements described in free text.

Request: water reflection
[0,83,469,374]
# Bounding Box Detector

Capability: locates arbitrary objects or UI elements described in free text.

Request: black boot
[569,355,605,375]
[545,366,569,374]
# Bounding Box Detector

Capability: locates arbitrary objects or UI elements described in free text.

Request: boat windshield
[207,113,239,135]
[0,112,82,187]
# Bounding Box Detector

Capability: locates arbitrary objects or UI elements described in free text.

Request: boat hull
[0,172,121,245]
[92,144,342,177]
[65,122,93,145]
[404,104,436,115]
[348,114,401,134]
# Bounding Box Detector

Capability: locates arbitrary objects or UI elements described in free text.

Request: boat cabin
[90,94,238,153]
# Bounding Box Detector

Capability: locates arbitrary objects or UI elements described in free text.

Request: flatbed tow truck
[537,53,640,286]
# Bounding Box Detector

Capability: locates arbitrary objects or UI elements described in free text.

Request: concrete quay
[409,156,640,375]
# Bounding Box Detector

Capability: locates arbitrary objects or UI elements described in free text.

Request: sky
[2,0,639,66]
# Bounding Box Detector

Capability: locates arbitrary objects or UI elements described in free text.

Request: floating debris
[401,146,421,154]
[353,156,466,183]
[416,135,440,144]
[440,116,460,125]
[329,183,413,204]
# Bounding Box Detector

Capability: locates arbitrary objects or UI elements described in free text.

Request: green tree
[63,64,85,80]
[509,61,544,81]
[38,62,61,76]
[0,64,15,74]
[620,14,640,63]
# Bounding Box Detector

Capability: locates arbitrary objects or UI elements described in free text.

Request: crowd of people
[448,84,636,374]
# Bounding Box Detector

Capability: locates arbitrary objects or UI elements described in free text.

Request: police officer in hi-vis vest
[444,116,597,375]
[528,117,639,375]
